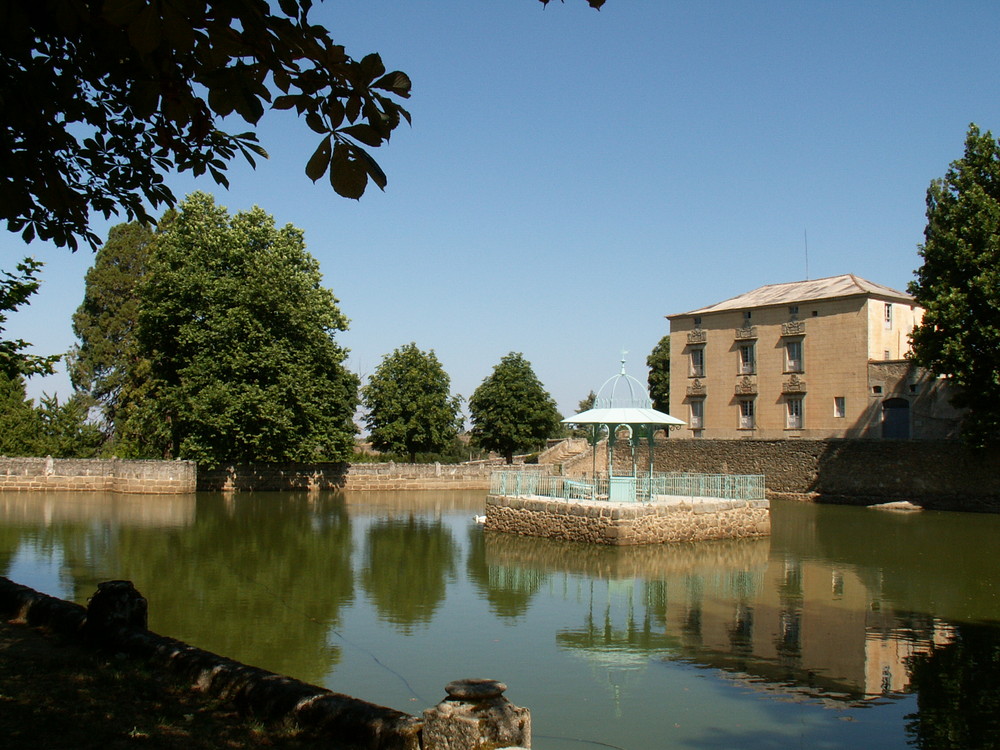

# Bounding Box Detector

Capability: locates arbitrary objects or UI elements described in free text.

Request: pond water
[3,489,1000,750]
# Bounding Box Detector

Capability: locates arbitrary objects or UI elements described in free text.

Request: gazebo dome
[560,356,684,500]
[595,359,653,410]
[562,357,684,430]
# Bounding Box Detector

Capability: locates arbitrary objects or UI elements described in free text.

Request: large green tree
[116,192,358,465]
[70,222,156,440]
[468,352,562,464]
[646,334,670,413]
[908,124,1000,446]
[361,342,462,463]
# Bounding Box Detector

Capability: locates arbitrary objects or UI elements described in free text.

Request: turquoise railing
[489,471,765,503]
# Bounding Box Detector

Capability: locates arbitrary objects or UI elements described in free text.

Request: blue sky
[4,0,1000,419]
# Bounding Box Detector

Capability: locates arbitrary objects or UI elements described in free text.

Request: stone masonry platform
[485,494,770,546]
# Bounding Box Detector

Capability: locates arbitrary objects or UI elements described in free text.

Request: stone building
[667,274,963,439]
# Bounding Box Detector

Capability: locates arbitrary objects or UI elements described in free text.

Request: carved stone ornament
[686,379,706,396]
[734,326,757,340]
[782,374,807,393]
[782,320,806,336]
[687,328,707,344]
[735,376,757,395]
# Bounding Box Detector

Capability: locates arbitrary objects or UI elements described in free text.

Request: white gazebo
[562,357,685,502]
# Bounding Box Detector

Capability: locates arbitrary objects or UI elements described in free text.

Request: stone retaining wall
[0,457,195,494]
[198,462,547,492]
[604,438,1000,510]
[485,495,770,546]
[0,577,531,750]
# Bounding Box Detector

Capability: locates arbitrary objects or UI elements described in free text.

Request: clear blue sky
[4,0,1000,419]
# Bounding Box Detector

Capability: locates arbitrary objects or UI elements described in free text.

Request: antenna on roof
[804,229,810,280]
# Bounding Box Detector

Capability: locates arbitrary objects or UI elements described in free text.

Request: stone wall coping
[0,577,530,750]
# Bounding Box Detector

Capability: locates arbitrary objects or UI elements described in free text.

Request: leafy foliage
[1,0,412,251]
[0,259,61,378]
[646,335,671,412]
[361,342,463,463]
[70,222,156,441]
[0,374,42,456]
[908,124,1000,446]
[0,374,103,457]
[568,390,596,438]
[468,352,562,464]
[110,192,358,465]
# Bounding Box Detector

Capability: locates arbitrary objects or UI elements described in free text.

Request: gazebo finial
[619,348,628,375]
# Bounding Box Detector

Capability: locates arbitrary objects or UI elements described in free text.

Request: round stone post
[422,679,530,750]
[85,580,148,636]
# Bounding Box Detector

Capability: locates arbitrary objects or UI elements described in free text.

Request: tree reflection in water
[360,515,457,631]
[906,622,1000,749]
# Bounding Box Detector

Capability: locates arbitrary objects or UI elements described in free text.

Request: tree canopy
[646,334,670,413]
[468,352,562,464]
[78,193,359,465]
[908,124,1000,446]
[70,221,156,433]
[2,0,606,253]
[0,373,103,458]
[2,0,412,251]
[361,342,462,462]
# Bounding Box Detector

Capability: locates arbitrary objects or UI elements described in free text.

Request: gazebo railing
[489,471,765,503]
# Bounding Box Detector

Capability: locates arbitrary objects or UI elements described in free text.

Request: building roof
[668,274,914,318]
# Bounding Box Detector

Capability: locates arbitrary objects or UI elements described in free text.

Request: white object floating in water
[473,515,486,524]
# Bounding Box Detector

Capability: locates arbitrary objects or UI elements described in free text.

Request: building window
[884,303,893,329]
[739,399,755,430]
[872,385,883,395]
[743,310,752,322]
[689,399,704,429]
[786,397,803,429]
[693,316,702,326]
[785,339,803,372]
[789,305,799,319]
[884,350,891,360]
[689,347,705,377]
[738,343,756,375]
[834,396,846,418]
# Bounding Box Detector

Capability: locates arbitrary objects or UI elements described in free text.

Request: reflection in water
[4,491,1000,748]
[906,623,1000,750]
[360,515,457,631]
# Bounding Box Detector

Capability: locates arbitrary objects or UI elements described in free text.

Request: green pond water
[3,489,1000,750]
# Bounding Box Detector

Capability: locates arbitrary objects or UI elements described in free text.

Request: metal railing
[489,471,765,503]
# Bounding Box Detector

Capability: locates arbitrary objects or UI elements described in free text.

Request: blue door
[882,398,910,439]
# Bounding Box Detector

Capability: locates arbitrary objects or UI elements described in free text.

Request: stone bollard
[85,580,148,637]
[422,679,530,750]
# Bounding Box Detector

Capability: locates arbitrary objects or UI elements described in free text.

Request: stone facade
[667,275,963,440]
[0,457,195,494]
[485,494,770,546]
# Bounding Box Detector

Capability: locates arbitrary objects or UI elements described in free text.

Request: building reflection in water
[482,530,952,707]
